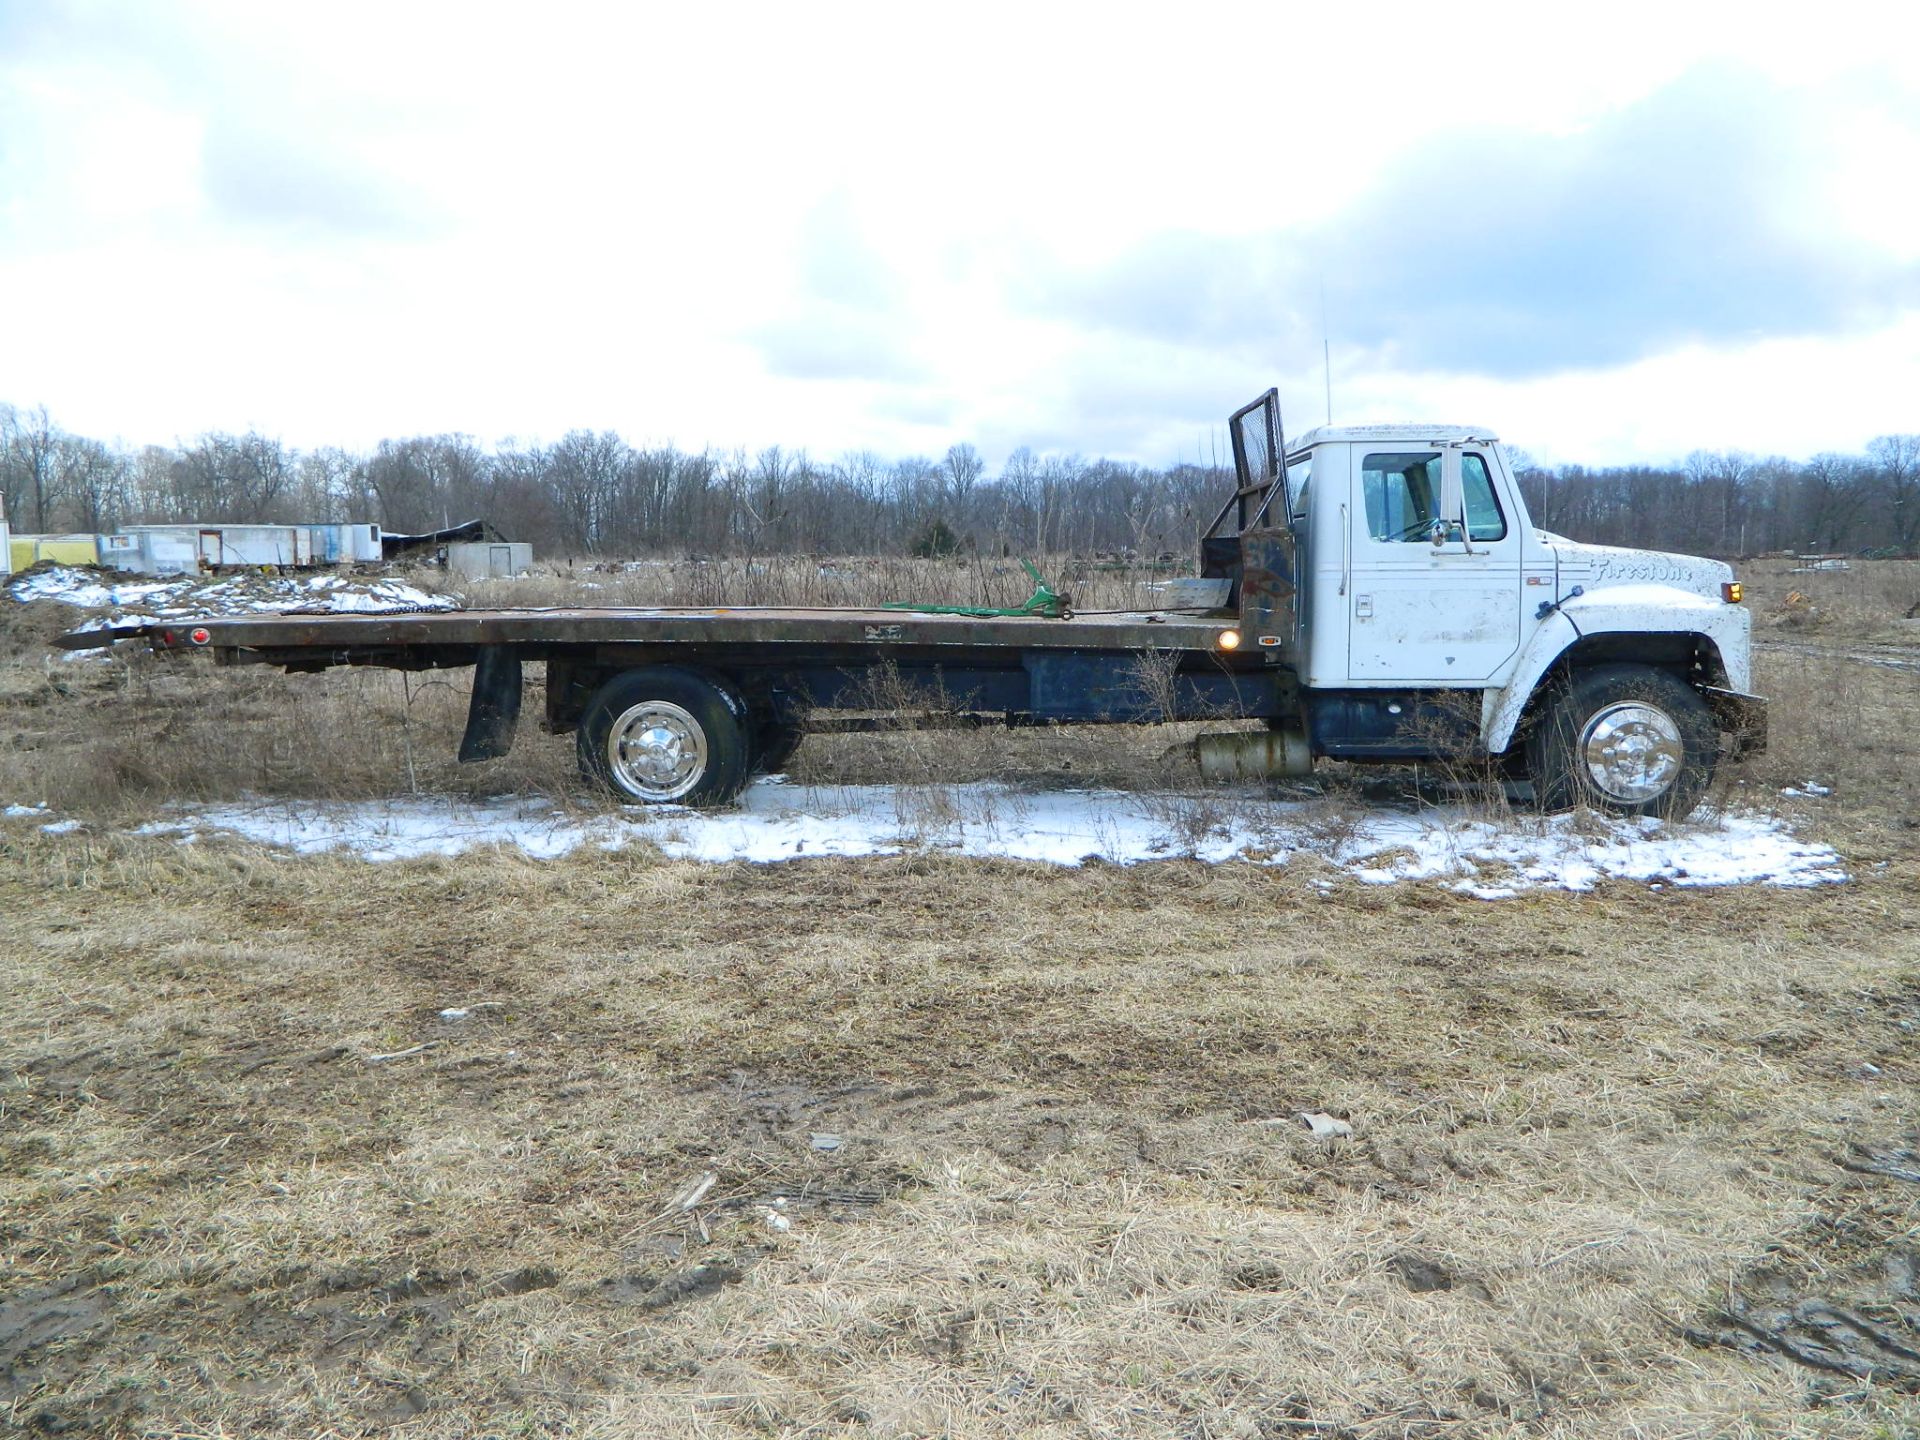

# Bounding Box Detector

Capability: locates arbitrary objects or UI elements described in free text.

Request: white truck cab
[1208,393,1763,817]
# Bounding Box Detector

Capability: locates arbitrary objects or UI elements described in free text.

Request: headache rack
[1200,387,1292,613]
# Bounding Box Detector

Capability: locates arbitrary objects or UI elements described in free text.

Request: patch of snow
[305,581,448,613]
[121,781,1849,893]
[1453,882,1520,901]
[5,803,50,816]
[71,613,162,632]
[135,796,593,863]
[1780,781,1833,798]
[7,565,456,623]
[1344,807,1846,891]
[40,819,82,835]
[1297,1112,1354,1140]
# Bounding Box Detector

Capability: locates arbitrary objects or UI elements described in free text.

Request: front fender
[1480,586,1751,753]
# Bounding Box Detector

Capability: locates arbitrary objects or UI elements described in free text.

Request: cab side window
[1360,452,1441,541]
[1287,455,1312,519]
[1361,450,1510,543]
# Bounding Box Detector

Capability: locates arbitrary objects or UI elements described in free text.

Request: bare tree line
[3,402,1916,560]
[1513,439,1920,558]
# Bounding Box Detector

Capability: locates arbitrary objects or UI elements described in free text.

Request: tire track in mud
[1756,638,1920,673]
[1687,1134,1920,1393]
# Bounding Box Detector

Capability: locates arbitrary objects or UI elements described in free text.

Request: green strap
[883,559,1067,618]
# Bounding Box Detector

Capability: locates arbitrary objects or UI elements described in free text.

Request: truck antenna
[1320,279,1332,425]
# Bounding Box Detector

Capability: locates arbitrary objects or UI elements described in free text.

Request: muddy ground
[4,828,1919,1438]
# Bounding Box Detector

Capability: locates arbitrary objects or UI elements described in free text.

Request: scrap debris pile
[6,564,460,640]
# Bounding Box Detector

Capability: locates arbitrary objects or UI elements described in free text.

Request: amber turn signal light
[1721,582,1743,604]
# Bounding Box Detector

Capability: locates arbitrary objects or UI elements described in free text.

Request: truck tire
[1527,664,1718,819]
[578,666,750,806]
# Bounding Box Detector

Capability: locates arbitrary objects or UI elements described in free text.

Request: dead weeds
[2,828,1918,1437]
[2,560,1919,1436]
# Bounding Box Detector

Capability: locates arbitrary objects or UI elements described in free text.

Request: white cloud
[0,1,1916,464]
[1359,315,1920,466]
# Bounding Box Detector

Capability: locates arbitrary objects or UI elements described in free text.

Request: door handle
[1355,594,1373,619]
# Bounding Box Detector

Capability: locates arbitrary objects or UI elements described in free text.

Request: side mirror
[1437,450,1464,540]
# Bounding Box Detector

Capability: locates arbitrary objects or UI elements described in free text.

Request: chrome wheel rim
[1579,702,1683,804]
[607,701,707,802]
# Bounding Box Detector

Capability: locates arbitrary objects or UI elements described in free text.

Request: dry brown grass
[3,826,1918,1438]
[1737,649,1920,842]
[1738,557,1920,643]
[3,559,1919,1437]
[0,657,583,819]
[450,553,1173,616]
[1726,560,1920,844]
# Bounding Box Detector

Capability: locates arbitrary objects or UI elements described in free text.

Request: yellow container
[11,535,103,568]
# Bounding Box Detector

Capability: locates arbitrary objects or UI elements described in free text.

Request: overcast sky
[2,2,1916,469]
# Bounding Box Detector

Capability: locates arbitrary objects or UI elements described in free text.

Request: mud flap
[459,646,522,762]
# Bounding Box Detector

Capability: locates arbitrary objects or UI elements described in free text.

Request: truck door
[1217,389,1300,657]
[1344,447,1521,682]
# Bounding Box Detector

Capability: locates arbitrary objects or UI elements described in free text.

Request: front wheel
[1526,664,1718,819]
[577,667,750,806]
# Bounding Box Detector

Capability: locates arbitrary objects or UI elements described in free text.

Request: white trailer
[104,529,201,575]
[116,523,382,574]
[309,523,384,564]
[445,541,533,580]
[118,525,307,571]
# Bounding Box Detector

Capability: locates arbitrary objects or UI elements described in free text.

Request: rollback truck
[66,391,1765,818]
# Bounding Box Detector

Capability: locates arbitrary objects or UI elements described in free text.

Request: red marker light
[189,627,212,646]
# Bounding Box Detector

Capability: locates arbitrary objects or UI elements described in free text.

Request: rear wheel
[577,667,750,806]
[1526,664,1718,819]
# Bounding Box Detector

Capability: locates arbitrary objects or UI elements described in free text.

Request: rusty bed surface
[62,605,1244,654]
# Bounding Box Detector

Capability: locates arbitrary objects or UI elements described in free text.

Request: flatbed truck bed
[77,604,1241,661]
[69,602,1284,805]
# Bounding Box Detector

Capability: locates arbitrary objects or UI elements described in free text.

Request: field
[3,556,1918,1438]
